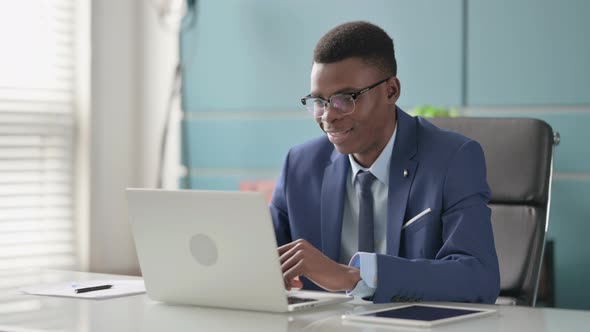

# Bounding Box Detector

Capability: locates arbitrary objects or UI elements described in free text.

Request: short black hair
[313,21,397,76]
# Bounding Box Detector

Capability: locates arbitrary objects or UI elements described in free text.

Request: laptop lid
[127,189,350,312]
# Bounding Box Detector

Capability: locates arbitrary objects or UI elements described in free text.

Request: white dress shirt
[339,126,397,264]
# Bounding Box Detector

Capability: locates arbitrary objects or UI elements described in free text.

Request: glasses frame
[301,76,392,118]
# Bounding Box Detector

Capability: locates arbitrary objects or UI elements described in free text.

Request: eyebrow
[310,87,359,98]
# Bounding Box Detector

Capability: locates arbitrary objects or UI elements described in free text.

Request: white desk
[1,269,589,332]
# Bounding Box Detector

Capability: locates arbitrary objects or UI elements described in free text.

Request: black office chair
[429,117,558,307]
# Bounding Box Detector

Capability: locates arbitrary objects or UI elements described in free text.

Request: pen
[75,284,113,294]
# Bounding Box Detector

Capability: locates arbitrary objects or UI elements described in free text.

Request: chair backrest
[429,117,555,306]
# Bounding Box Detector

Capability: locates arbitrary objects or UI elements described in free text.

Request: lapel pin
[403,169,409,178]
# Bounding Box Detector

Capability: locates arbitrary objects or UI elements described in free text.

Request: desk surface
[0,269,589,332]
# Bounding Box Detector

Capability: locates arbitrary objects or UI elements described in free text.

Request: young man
[270,21,500,304]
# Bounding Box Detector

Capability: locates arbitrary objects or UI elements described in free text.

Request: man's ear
[386,77,401,104]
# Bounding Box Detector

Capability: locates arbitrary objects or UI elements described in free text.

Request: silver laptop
[126,189,352,312]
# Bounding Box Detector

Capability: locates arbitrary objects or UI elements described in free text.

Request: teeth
[328,129,350,136]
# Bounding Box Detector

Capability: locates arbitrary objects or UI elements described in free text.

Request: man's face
[310,57,399,167]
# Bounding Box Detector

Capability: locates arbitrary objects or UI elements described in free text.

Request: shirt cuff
[346,252,378,297]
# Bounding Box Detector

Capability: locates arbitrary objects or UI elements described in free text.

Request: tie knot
[357,171,376,193]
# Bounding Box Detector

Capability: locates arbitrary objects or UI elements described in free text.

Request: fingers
[281,246,304,273]
[279,242,303,265]
[285,277,303,291]
[289,277,303,290]
[277,241,296,255]
[278,238,307,255]
[277,239,321,290]
[283,259,304,288]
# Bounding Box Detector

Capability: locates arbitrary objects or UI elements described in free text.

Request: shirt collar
[348,124,397,186]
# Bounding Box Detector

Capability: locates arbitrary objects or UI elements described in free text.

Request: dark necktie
[357,171,377,253]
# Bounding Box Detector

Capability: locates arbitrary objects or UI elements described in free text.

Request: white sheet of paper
[18,279,146,300]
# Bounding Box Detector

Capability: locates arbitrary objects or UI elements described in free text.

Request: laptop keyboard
[287,296,317,305]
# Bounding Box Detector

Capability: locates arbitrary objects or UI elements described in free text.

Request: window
[0,1,80,272]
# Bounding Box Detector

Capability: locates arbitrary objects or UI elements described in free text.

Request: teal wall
[467,0,590,105]
[180,0,590,309]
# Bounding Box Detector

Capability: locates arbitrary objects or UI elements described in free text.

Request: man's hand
[278,239,360,292]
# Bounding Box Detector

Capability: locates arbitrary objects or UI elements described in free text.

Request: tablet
[341,304,497,328]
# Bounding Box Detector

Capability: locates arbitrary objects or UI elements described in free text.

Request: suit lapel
[386,108,419,256]
[320,151,349,261]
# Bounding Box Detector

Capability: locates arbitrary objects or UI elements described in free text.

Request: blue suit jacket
[270,108,500,304]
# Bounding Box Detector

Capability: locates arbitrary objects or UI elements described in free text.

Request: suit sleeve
[270,150,292,246]
[373,140,501,304]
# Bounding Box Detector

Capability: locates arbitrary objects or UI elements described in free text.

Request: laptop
[126,189,352,312]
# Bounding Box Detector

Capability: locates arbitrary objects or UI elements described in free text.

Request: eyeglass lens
[308,95,355,117]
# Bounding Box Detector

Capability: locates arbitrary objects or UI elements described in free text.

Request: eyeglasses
[300,76,392,118]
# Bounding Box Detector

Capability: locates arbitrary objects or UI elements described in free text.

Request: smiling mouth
[326,128,353,136]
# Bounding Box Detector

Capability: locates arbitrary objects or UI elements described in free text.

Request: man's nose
[320,103,343,123]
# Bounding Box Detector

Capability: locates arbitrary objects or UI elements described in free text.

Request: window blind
[0,0,78,276]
